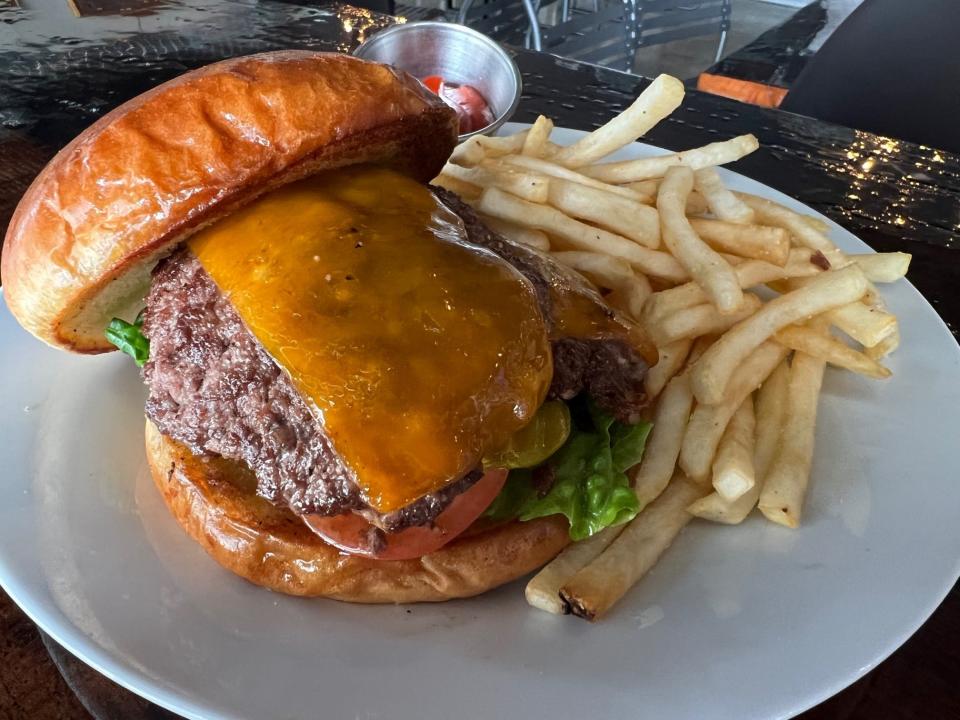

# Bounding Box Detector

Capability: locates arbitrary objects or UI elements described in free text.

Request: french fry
[522,115,555,158]
[685,334,716,368]
[759,351,826,528]
[644,338,693,399]
[642,251,828,326]
[478,215,551,251]
[647,294,762,347]
[688,359,788,524]
[827,301,898,347]
[753,359,791,479]
[548,179,661,248]
[862,281,885,308]
[475,130,530,156]
[774,324,891,379]
[802,215,831,234]
[550,250,633,288]
[736,193,847,268]
[642,284,705,328]
[633,373,695,507]
[606,274,652,322]
[658,166,744,313]
[691,265,868,404]
[719,252,747,266]
[494,155,643,200]
[625,180,709,214]
[441,162,549,203]
[687,486,758,524]
[711,396,756,501]
[550,251,652,319]
[626,179,660,197]
[781,248,832,274]
[685,190,710,216]
[865,323,900,359]
[694,166,755,223]
[449,130,531,166]
[478,188,689,282]
[851,252,912,283]
[432,174,482,203]
[687,218,790,266]
[525,526,626,614]
[680,341,788,482]
[551,74,685,168]
[449,136,486,166]
[624,180,658,204]
[560,477,705,620]
[585,134,759,183]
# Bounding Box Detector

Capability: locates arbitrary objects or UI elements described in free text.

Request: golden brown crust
[2,51,458,352]
[145,420,570,603]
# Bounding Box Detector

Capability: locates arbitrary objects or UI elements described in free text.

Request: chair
[540,0,639,70]
[634,0,731,63]
[452,0,544,49]
[451,0,731,72]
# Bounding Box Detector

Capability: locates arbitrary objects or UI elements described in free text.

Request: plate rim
[1,123,958,720]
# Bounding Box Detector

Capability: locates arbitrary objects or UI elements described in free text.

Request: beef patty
[142,189,650,531]
[435,189,650,423]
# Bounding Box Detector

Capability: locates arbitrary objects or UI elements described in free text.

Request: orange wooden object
[697,73,789,108]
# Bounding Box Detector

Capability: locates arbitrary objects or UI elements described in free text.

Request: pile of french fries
[434,74,911,621]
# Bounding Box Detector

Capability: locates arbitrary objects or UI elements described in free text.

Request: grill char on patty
[141,188,650,531]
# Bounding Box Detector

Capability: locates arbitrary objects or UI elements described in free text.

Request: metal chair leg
[715,28,728,63]
[522,0,543,51]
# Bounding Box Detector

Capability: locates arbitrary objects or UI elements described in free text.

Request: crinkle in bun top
[1,51,458,352]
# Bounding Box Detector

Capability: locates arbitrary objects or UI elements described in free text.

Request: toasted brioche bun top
[2,51,458,352]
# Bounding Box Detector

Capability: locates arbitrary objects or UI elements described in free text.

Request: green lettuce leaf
[486,401,652,541]
[105,310,149,367]
[610,420,652,473]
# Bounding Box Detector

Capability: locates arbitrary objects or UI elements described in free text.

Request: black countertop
[1,1,958,718]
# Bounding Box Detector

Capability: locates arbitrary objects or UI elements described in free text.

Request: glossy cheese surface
[189,167,552,512]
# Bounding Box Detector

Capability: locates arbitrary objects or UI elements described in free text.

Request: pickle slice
[484,401,571,470]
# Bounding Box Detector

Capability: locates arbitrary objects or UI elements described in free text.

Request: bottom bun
[146,420,570,603]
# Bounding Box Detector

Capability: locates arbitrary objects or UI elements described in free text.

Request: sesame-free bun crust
[2,51,457,352]
[145,420,570,603]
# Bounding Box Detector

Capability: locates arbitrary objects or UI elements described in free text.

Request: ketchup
[422,75,495,134]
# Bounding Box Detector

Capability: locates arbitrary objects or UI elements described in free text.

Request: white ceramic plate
[2,124,959,720]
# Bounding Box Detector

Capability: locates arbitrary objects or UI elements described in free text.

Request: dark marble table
[1,1,958,718]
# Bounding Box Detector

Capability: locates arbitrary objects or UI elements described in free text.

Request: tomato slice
[442,84,494,134]
[421,75,444,95]
[301,469,508,560]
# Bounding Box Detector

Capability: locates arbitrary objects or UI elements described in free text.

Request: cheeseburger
[2,52,656,603]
